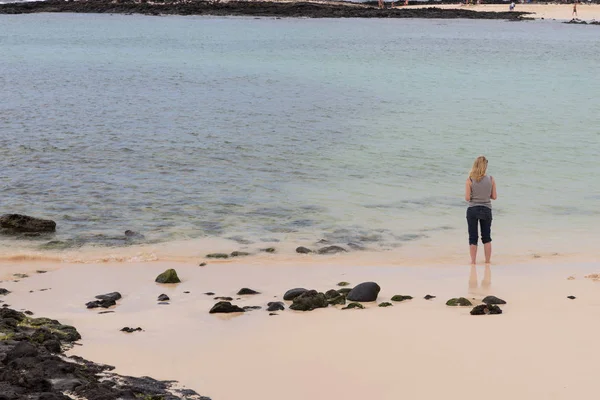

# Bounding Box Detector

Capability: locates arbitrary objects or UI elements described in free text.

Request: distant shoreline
[0,0,531,19]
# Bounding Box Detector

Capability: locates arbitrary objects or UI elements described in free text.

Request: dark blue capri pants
[466,206,492,246]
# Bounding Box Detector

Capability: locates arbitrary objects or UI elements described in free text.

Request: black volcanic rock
[0,214,56,233]
[283,288,307,301]
[209,301,245,314]
[289,290,328,311]
[237,288,260,295]
[482,295,506,305]
[346,282,380,302]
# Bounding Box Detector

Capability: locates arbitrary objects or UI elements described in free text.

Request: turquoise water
[1,15,599,261]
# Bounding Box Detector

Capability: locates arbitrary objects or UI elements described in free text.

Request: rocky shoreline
[0,307,209,400]
[0,0,530,19]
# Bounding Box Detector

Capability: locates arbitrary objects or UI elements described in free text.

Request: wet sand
[2,259,600,399]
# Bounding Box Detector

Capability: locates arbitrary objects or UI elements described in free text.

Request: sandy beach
[2,258,600,399]
[405,3,600,21]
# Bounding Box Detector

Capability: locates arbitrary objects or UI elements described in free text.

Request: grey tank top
[469,175,492,209]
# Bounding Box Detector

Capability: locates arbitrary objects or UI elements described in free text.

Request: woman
[465,156,497,265]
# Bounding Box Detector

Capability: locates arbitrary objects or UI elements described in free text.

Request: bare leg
[484,242,492,264]
[470,245,477,265]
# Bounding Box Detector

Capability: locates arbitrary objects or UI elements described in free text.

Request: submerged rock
[237,288,260,295]
[342,302,364,310]
[155,268,181,284]
[283,288,308,301]
[0,213,56,233]
[157,294,170,302]
[296,246,312,254]
[470,304,503,315]
[347,282,380,302]
[0,288,10,296]
[214,296,233,301]
[199,262,207,267]
[243,306,262,311]
[567,295,576,300]
[209,301,245,314]
[317,245,347,255]
[124,230,145,239]
[424,294,436,300]
[391,295,413,302]
[261,247,276,253]
[267,302,285,312]
[325,289,340,299]
[337,281,350,287]
[289,290,328,311]
[378,302,393,307]
[446,297,473,307]
[482,295,506,305]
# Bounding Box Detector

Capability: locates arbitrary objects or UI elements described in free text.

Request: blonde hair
[469,156,488,182]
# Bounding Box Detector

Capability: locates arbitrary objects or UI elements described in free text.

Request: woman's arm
[490,176,497,200]
[465,178,472,202]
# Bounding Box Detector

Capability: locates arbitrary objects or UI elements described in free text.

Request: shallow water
[1,15,599,262]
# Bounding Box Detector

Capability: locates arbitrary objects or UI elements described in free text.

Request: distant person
[465,156,497,265]
[573,1,578,17]
[378,0,384,9]
[509,1,515,11]
[404,0,408,5]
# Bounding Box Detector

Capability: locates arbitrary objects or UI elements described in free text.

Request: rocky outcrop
[0,1,532,21]
[155,269,181,284]
[209,301,245,314]
[346,282,380,302]
[0,214,56,233]
[0,308,210,399]
[283,288,308,301]
[289,290,328,311]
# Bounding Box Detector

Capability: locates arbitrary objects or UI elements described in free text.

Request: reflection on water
[468,264,492,297]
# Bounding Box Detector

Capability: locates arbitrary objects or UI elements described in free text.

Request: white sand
[3,259,600,399]
[404,3,600,21]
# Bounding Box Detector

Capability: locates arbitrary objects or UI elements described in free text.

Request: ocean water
[1,14,599,263]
